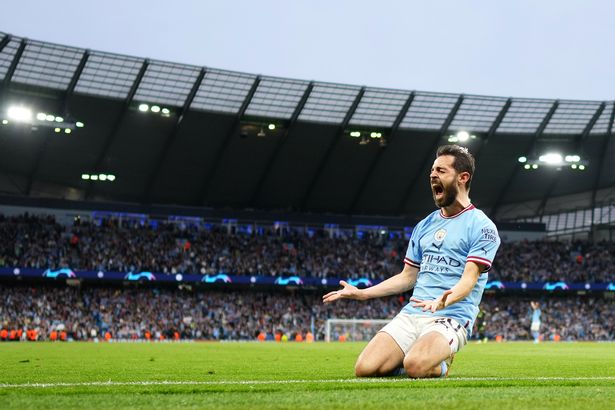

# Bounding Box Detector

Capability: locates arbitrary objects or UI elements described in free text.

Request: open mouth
[432,184,444,198]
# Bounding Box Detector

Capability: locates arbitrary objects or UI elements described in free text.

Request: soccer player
[323,145,500,378]
[530,301,541,343]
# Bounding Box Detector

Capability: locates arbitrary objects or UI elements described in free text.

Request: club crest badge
[434,229,447,242]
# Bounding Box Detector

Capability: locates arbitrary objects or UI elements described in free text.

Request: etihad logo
[434,229,447,242]
[422,254,462,267]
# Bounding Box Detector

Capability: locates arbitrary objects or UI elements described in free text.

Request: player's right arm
[322,264,418,304]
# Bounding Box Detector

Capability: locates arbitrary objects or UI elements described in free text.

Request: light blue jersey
[532,309,541,324]
[402,204,500,335]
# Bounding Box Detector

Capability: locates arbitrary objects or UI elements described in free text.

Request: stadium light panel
[538,153,562,165]
[138,104,149,112]
[565,155,581,163]
[150,105,161,113]
[7,106,33,123]
[518,156,527,163]
[81,174,90,180]
[456,131,470,142]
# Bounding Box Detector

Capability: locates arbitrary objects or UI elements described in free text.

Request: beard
[432,181,458,208]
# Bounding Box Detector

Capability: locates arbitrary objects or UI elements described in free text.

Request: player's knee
[354,358,379,377]
[403,356,431,378]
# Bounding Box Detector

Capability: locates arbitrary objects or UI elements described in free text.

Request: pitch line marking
[1,376,614,389]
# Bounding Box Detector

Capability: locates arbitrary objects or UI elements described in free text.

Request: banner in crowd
[0,267,613,292]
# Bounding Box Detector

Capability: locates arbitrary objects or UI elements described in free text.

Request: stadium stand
[1,213,613,283]
[0,285,612,342]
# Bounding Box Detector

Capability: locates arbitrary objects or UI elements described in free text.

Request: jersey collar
[439,203,475,219]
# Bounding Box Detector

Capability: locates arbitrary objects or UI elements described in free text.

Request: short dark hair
[436,144,475,190]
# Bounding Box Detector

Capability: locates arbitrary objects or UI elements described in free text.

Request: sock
[440,361,448,377]
[391,367,407,376]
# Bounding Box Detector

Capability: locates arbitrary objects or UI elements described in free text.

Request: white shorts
[379,312,468,355]
[531,322,541,332]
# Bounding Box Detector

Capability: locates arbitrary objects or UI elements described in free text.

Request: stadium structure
[1,30,613,409]
[0,31,613,240]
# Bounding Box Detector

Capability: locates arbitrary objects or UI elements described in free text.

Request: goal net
[324,318,390,342]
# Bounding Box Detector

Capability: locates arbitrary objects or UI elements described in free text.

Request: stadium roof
[0,32,613,221]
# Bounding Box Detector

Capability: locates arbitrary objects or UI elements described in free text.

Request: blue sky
[1,0,614,100]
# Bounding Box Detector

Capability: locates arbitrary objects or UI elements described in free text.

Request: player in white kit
[324,145,501,378]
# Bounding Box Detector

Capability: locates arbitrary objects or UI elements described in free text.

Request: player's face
[430,155,459,208]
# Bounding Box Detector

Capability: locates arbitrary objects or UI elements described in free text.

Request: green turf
[1,341,614,409]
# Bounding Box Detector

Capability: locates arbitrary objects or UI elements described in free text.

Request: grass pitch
[1,341,614,409]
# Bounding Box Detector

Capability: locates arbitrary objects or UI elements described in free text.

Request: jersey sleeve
[466,218,500,273]
[404,220,423,268]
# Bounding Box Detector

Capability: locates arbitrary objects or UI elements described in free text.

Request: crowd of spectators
[1,213,614,283]
[1,284,612,342]
[0,214,404,281]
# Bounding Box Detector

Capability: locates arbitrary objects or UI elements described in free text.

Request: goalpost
[324,318,390,342]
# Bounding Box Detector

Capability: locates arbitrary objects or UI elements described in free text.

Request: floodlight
[448,136,458,142]
[54,128,61,133]
[456,131,469,142]
[7,106,32,122]
[107,174,116,181]
[150,105,161,113]
[579,165,586,170]
[524,164,531,170]
[518,156,527,163]
[370,132,381,138]
[268,124,276,130]
[46,115,55,121]
[55,116,64,123]
[76,122,84,128]
[99,174,107,181]
[350,131,361,138]
[138,104,149,112]
[532,164,538,169]
[571,164,578,169]
[65,128,72,134]
[81,174,90,180]
[538,153,562,165]
[90,175,98,180]
[2,120,8,125]
[161,108,170,115]
[36,113,47,121]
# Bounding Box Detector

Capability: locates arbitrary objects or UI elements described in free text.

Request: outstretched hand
[410,289,453,313]
[322,280,364,304]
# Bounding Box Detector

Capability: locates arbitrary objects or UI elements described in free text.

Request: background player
[323,144,501,378]
[530,301,542,343]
